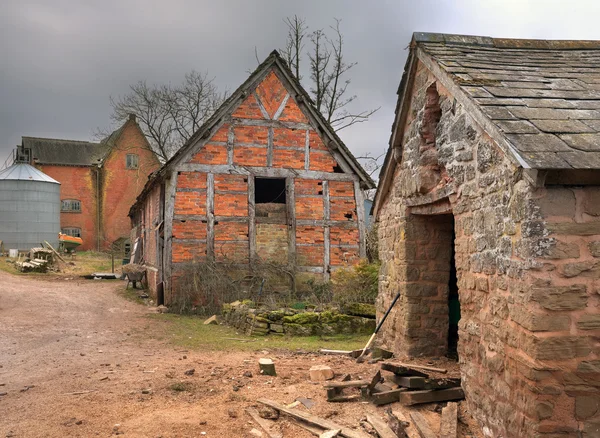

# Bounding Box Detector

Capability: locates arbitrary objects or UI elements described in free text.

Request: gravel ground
[0,269,482,438]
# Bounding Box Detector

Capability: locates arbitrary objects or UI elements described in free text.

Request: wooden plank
[366,414,397,438]
[163,171,178,297]
[385,409,409,438]
[291,418,324,436]
[267,127,274,167]
[323,180,330,282]
[381,363,428,378]
[399,388,465,406]
[178,164,360,182]
[231,117,311,130]
[390,362,448,374]
[257,399,370,438]
[304,129,310,170]
[319,349,352,356]
[206,173,215,260]
[408,412,436,438]
[353,181,367,259]
[440,402,458,438]
[368,370,382,392]
[43,241,66,263]
[227,125,234,165]
[320,430,341,438]
[389,375,426,389]
[323,380,370,389]
[371,388,406,406]
[327,394,362,403]
[286,177,296,281]
[246,408,283,438]
[423,378,461,390]
[248,175,256,265]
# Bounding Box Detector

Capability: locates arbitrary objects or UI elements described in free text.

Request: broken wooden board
[323,380,370,389]
[409,412,436,438]
[327,394,362,403]
[246,408,283,438]
[385,409,409,438]
[389,375,426,389]
[320,430,341,438]
[319,349,352,356]
[372,388,406,406]
[392,409,421,438]
[371,382,394,394]
[392,362,447,374]
[367,370,382,392]
[440,402,458,438]
[399,387,465,406]
[257,399,370,438]
[381,363,428,378]
[366,414,397,438]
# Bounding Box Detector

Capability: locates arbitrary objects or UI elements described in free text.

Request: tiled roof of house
[416,32,600,169]
[22,137,111,166]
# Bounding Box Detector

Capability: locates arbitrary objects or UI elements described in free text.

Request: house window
[61,199,81,212]
[126,154,139,169]
[61,227,81,238]
[255,178,286,204]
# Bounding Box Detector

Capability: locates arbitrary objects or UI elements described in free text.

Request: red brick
[189,143,228,165]
[330,227,359,246]
[215,241,249,263]
[256,71,287,118]
[214,193,248,216]
[329,181,355,197]
[296,197,324,219]
[256,223,288,263]
[174,191,207,215]
[178,172,207,189]
[214,174,248,192]
[273,128,305,148]
[232,94,264,119]
[330,246,360,266]
[172,219,207,240]
[214,222,248,241]
[208,124,230,143]
[330,198,356,221]
[233,146,268,167]
[297,245,324,266]
[234,125,268,144]
[310,150,338,172]
[296,226,325,244]
[273,148,304,169]
[172,241,207,263]
[295,179,323,196]
[309,131,329,151]
[279,96,308,123]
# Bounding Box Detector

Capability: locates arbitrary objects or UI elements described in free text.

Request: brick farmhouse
[129,51,374,305]
[373,33,600,437]
[17,116,160,251]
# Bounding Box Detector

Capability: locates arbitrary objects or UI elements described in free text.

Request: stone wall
[377,59,600,437]
[222,301,375,336]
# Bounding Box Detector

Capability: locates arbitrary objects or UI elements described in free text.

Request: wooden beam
[304,130,310,170]
[246,408,283,438]
[163,171,178,301]
[323,180,330,282]
[399,388,465,406]
[440,402,458,438]
[381,363,428,378]
[388,362,447,374]
[323,380,370,389]
[354,181,367,259]
[408,412,436,438]
[286,177,296,286]
[248,175,256,265]
[389,375,426,389]
[227,125,234,165]
[366,414,397,438]
[256,399,370,438]
[267,127,274,167]
[206,173,215,261]
[230,117,312,130]
[178,163,359,182]
[371,388,406,406]
[319,349,352,356]
[273,93,290,120]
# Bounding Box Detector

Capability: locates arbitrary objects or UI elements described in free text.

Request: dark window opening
[333,165,344,173]
[255,178,286,204]
[447,229,460,361]
[344,212,353,219]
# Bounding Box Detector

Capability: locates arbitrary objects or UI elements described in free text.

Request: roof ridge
[22,136,99,145]
[413,32,600,50]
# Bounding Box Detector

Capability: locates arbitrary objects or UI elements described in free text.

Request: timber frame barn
[129,50,375,305]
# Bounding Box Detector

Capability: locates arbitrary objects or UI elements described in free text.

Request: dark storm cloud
[1,0,600,172]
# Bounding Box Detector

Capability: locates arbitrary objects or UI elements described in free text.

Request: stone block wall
[376,59,600,437]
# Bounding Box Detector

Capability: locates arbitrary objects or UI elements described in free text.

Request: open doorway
[447,229,460,360]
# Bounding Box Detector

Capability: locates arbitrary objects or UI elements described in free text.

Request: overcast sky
[2,0,600,174]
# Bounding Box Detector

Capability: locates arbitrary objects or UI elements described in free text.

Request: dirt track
[0,270,479,438]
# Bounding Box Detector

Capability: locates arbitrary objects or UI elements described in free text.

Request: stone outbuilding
[373,33,600,437]
[129,51,374,306]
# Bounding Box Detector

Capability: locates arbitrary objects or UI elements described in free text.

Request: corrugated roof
[0,163,60,184]
[417,32,600,169]
[22,136,111,166]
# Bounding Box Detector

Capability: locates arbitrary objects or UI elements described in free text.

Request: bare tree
[281,17,379,131]
[109,71,225,161]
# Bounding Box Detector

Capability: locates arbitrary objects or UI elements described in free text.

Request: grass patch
[0,251,119,278]
[148,313,370,352]
[118,287,148,305]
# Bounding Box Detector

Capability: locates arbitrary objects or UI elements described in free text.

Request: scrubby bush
[331,260,380,306]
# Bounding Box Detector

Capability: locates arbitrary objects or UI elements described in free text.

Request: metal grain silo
[0,163,60,251]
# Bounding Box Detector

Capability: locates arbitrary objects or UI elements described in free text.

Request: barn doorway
[447,229,460,360]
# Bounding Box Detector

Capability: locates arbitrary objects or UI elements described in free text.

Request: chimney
[128,113,136,122]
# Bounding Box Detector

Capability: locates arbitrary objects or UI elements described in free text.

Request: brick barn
[129,51,374,306]
[17,115,160,251]
[373,33,600,437]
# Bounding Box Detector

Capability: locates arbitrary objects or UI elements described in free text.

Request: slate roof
[22,137,111,166]
[416,32,600,169]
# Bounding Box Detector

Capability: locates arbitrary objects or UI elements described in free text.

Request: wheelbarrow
[125,270,146,289]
